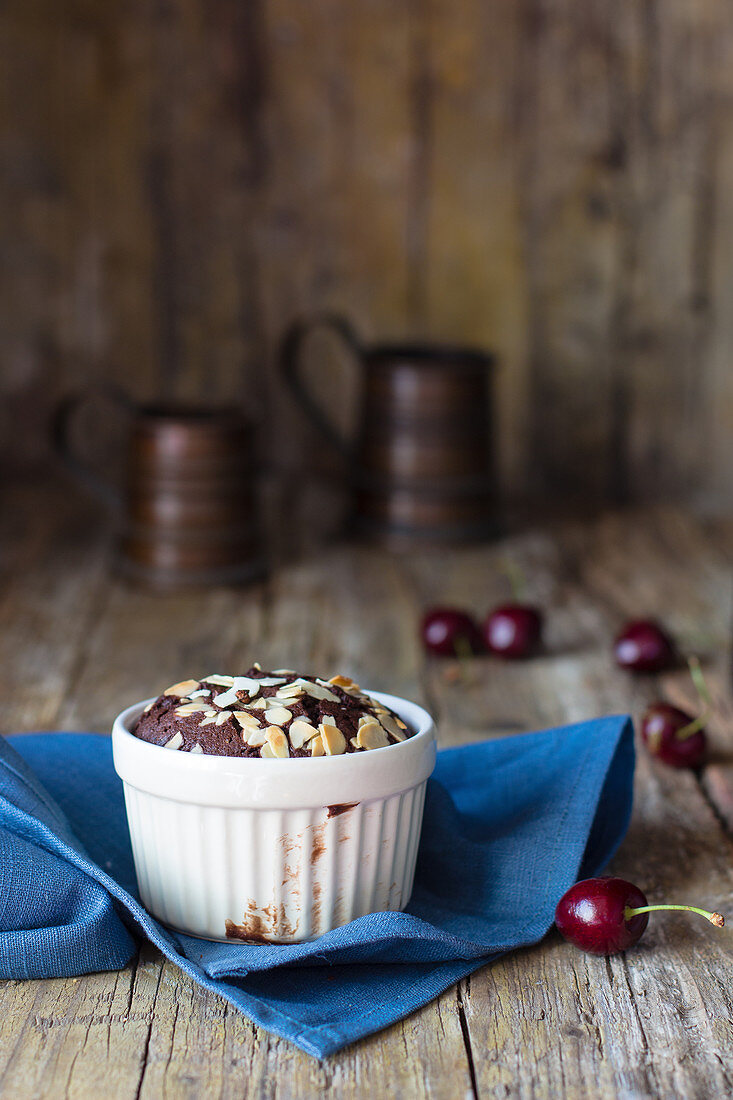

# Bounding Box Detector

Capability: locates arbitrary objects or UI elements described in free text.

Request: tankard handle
[52,384,134,512]
[279,314,363,460]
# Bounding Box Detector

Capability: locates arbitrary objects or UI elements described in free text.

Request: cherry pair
[614,621,708,769]
[422,604,542,660]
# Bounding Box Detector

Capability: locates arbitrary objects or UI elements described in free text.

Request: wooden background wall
[3,0,733,509]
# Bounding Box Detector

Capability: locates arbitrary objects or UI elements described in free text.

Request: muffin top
[131,665,415,759]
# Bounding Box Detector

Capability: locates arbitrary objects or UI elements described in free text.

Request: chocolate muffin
[132,665,415,758]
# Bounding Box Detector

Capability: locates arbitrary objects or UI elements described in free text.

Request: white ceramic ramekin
[112,691,436,943]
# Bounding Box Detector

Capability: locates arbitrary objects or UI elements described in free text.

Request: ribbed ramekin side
[401,780,427,905]
[123,784,152,909]
[122,780,428,942]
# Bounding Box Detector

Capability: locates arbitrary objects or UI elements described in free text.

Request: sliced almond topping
[203,674,235,687]
[357,721,390,751]
[389,727,407,742]
[291,678,339,703]
[328,674,356,688]
[164,732,183,750]
[189,743,204,754]
[321,714,337,727]
[377,712,405,739]
[214,677,262,708]
[164,679,200,697]
[175,703,212,716]
[276,684,304,699]
[188,689,211,699]
[310,735,325,757]
[264,705,292,725]
[215,711,230,726]
[265,726,290,758]
[199,714,219,726]
[260,743,276,758]
[349,736,361,750]
[233,711,261,730]
[245,727,268,747]
[288,718,320,749]
[143,702,154,713]
[272,668,296,675]
[319,722,346,756]
[256,676,287,687]
[250,698,267,710]
[396,718,407,729]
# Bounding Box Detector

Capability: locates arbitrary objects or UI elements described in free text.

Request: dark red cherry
[614,619,676,672]
[555,877,649,954]
[555,877,723,956]
[421,608,484,657]
[640,702,706,769]
[483,604,542,659]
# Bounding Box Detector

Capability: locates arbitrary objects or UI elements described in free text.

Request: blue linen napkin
[0,717,634,1058]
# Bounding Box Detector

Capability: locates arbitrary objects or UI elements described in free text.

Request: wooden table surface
[2,483,733,1099]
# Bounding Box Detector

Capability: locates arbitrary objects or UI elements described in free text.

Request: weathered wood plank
[0,481,111,734]
[7,1,733,508]
[4,502,733,1098]
[406,509,733,1098]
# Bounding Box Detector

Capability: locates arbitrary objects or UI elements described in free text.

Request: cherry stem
[452,634,475,685]
[501,559,526,603]
[624,903,725,927]
[677,656,711,741]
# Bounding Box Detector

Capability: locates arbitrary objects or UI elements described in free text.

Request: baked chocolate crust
[131,666,414,758]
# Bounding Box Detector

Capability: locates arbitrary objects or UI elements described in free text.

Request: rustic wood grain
[410,509,733,1098]
[6,2,733,511]
[2,493,733,1097]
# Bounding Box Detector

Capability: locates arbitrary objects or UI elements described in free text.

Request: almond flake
[288,719,320,749]
[164,679,200,697]
[276,684,304,699]
[164,732,183,750]
[260,743,276,758]
[215,711,230,726]
[264,705,292,725]
[199,714,219,726]
[246,727,268,747]
[272,668,296,675]
[321,714,337,727]
[203,675,235,687]
[175,703,212,716]
[349,737,361,750]
[233,711,261,730]
[310,735,325,757]
[265,726,290,758]
[328,674,356,688]
[256,677,287,687]
[250,698,267,710]
[319,723,346,756]
[377,712,405,740]
[357,722,390,751]
[291,678,339,703]
[188,689,210,699]
[214,677,262,708]
[143,702,154,713]
[190,743,204,754]
[396,718,407,729]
